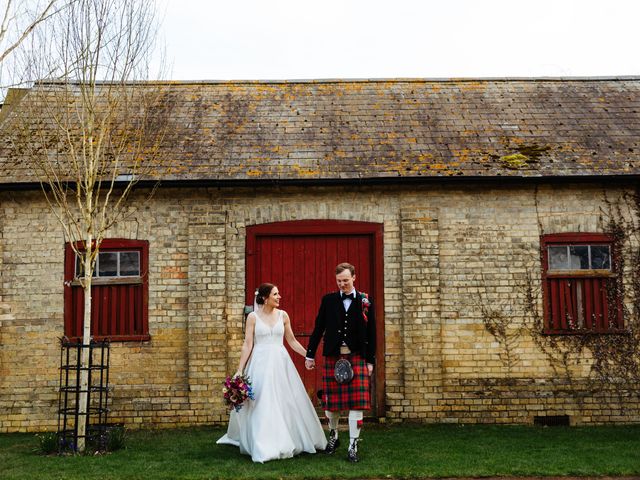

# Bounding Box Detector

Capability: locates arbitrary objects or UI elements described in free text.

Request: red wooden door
[246,220,384,416]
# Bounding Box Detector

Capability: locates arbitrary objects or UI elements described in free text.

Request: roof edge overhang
[32,75,640,88]
[1,174,638,192]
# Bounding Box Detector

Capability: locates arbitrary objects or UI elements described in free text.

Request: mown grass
[2,423,640,479]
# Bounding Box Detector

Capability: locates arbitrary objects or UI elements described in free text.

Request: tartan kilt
[322,353,371,411]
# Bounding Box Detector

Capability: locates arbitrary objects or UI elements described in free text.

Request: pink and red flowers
[223,374,254,412]
[360,292,371,322]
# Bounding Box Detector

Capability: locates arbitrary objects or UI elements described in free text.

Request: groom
[305,262,375,463]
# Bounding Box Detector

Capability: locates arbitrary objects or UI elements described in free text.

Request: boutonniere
[359,292,371,322]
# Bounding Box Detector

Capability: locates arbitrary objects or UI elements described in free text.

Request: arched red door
[246,220,384,416]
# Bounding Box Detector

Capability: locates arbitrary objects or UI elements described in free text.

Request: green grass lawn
[2,423,640,479]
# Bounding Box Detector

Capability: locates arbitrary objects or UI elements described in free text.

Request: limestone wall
[1,183,638,432]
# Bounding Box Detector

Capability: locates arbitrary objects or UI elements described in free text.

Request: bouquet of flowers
[222,374,254,412]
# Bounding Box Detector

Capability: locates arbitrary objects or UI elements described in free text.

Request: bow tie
[341,292,355,300]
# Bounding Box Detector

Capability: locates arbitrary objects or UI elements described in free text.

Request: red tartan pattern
[322,353,371,411]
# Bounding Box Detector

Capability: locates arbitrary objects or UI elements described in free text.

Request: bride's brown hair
[255,283,276,305]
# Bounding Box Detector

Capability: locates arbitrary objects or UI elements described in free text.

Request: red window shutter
[546,276,618,332]
[63,239,149,341]
[541,233,622,334]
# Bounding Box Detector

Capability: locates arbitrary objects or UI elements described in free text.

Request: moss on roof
[2,78,640,185]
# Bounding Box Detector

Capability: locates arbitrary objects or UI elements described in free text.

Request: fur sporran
[334,358,354,384]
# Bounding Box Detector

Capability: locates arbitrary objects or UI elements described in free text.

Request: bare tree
[1,0,55,63]
[0,0,72,100]
[6,0,168,452]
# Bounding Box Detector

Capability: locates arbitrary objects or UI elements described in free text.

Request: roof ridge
[33,76,640,87]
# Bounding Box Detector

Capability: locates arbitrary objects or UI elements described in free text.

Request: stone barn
[1,77,639,432]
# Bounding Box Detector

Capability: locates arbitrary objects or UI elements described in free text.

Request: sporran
[334,358,354,384]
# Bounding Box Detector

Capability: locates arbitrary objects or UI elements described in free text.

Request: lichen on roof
[500,153,530,169]
[1,77,639,185]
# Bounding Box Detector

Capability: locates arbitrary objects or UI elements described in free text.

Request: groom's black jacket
[306,291,376,365]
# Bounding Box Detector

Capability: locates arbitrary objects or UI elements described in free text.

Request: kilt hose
[322,353,371,411]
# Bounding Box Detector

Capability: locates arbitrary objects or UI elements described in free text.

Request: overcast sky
[156,0,640,81]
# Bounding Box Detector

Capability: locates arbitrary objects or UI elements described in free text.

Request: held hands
[305,359,372,373]
[304,358,372,374]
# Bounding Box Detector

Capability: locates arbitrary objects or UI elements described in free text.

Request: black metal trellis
[57,337,111,452]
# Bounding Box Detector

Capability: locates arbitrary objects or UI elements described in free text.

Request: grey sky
[157,0,640,81]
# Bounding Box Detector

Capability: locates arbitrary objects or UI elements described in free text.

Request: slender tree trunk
[77,235,93,452]
[4,0,165,450]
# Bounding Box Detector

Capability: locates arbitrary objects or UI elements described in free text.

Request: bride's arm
[283,311,307,357]
[236,313,256,375]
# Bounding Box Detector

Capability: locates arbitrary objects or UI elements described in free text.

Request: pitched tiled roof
[1,77,640,185]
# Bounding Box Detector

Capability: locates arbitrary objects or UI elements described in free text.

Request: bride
[217,283,327,462]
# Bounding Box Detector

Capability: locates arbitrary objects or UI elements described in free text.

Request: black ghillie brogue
[325,429,340,454]
[347,438,359,463]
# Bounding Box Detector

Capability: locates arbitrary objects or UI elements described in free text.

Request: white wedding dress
[217,310,327,463]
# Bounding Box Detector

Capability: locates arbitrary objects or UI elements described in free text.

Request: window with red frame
[541,233,622,334]
[64,239,149,341]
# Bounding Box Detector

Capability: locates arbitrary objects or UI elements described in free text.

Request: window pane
[119,251,140,276]
[75,255,96,277]
[75,255,82,278]
[590,245,611,269]
[569,246,589,269]
[548,246,569,270]
[98,252,118,277]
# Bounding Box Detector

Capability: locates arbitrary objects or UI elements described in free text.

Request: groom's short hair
[335,262,355,276]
